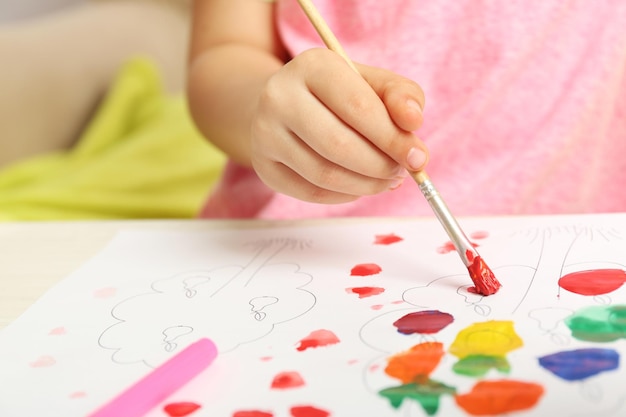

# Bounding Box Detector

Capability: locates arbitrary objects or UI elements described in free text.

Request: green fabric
[0,58,226,221]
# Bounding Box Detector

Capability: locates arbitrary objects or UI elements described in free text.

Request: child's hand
[250,48,429,204]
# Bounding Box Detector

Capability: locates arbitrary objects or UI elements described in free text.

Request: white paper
[1,214,626,417]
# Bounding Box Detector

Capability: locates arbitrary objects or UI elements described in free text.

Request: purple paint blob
[393,310,454,335]
[538,348,619,381]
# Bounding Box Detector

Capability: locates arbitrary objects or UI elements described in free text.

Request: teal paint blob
[565,305,626,342]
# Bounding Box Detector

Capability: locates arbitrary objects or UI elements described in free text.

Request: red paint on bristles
[465,250,501,296]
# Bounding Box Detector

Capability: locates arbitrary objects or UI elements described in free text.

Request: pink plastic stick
[89,338,218,417]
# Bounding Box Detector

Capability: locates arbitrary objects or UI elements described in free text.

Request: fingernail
[406,98,423,115]
[407,147,427,171]
[389,176,406,190]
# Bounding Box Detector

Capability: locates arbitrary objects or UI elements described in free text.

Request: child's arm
[187,0,429,204]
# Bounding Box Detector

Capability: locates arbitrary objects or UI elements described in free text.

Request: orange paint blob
[384,342,444,384]
[455,380,544,415]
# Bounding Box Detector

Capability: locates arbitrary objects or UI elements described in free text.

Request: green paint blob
[452,354,511,377]
[565,305,626,342]
[379,379,456,415]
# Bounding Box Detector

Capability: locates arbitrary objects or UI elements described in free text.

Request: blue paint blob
[538,348,619,381]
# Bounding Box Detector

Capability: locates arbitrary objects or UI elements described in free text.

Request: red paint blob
[346,286,385,298]
[374,233,403,245]
[455,380,544,415]
[558,269,626,296]
[467,251,501,296]
[290,405,331,417]
[296,329,340,351]
[233,411,274,417]
[271,371,305,389]
[163,402,201,417]
[393,310,454,335]
[350,263,382,276]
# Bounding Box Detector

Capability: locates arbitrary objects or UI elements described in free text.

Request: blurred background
[0,0,226,221]
[0,0,87,22]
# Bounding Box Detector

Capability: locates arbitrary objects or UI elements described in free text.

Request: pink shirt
[200,0,626,219]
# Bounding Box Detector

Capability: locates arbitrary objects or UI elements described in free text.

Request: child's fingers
[304,50,429,172]
[358,64,426,133]
[253,154,403,204]
[256,52,403,181]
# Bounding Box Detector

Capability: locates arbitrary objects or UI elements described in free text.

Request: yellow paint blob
[449,320,523,358]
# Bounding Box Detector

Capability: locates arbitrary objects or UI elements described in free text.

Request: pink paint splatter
[371,304,384,310]
[271,371,305,389]
[470,230,490,239]
[436,241,478,254]
[374,233,403,245]
[48,327,66,336]
[350,263,382,276]
[93,287,117,299]
[30,355,56,368]
[163,402,201,417]
[260,356,273,362]
[391,300,405,305]
[290,405,330,417]
[296,329,340,351]
[346,286,385,298]
[233,411,274,417]
[69,391,87,399]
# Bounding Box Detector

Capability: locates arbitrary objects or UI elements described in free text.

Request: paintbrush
[294,0,501,295]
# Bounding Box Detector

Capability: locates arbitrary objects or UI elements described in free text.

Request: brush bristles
[467,255,502,296]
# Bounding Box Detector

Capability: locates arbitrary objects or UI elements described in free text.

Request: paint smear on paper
[48,327,66,336]
[539,348,619,381]
[290,405,330,417]
[29,355,56,368]
[93,287,117,299]
[163,402,201,417]
[232,411,273,417]
[296,329,340,351]
[393,310,454,335]
[69,391,86,399]
[346,286,385,298]
[470,231,489,240]
[565,305,626,342]
[271,371,305,389]
[559,269,626,296]
[437,241,478,254]
[455,380,544,415]
[379,379,456,415]
[350,263,382,276]
[374,233,403,245]
[385,342,445,384]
